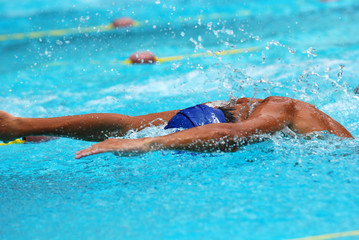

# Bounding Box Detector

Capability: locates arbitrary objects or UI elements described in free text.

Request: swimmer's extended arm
[75,113,290,159]
[0,110,178,142]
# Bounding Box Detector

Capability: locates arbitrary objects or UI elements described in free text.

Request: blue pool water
[1,0,359,239]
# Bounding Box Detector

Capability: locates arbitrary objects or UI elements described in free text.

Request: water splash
[265,40,296,55]
[304,47,317,57]
[337,64,344,82]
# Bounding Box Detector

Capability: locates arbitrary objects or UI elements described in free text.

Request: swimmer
[129,51,157,64]
[0,96,353,158]
[112,17,135,28]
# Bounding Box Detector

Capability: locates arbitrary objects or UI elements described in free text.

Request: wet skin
[0,96,353,158]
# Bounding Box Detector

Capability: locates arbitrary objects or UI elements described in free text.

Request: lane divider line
[0,138,26,146]
[36,46,260,68]
[119,47,260,64]
[0,9,251,42]
[0,24,113,42]
[290,230,359,240]
[0,21,140,42]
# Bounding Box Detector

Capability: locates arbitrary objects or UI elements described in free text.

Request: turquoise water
[1,0,359,239]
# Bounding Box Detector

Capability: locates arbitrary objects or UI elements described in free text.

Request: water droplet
[261,52,266,63]
[171,63,180,70]
[288,48,296,54]
[337,65,344,81]
[304,47,317,57]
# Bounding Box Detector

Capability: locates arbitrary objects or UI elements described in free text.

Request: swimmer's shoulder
[258,96,299,109]
[261,96,295,103]
[205,96,300,108]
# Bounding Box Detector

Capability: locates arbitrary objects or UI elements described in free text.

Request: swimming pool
[1,0,359,239]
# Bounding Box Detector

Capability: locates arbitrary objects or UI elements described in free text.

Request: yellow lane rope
[119,47,260,64]
[0,138,26,146]
[290,230,359,240]
[38,46,260,67]
[0,21,141,42]
[0,24,114,42]
[0,10,251,42]
[159,47,259,63]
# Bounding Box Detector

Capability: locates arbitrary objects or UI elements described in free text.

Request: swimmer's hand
[75,138,153,159]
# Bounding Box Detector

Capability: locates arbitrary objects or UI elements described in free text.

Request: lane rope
[290,230,359,240]
[41,46,260,67]
[0,10,251,42]
[0,21,141,42]
[0,24,114,42]
[0,138,26,146]
[121,47,260,64]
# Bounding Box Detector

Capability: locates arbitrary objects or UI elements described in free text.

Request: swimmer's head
[112,18,134,28]
[355,87,359,95]
[129,51,157,64]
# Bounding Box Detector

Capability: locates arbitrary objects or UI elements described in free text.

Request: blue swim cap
[164,104,226,130]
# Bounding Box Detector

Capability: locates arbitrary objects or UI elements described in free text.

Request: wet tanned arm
[75,114,290,158]
[0,110,179,142]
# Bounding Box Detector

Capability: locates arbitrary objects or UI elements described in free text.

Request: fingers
[75,145,104,159]
[75,148,92,159]
[74,138,145,159]
[75,139,116,159]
